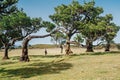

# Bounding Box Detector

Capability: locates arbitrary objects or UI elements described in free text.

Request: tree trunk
[105,41,110,52]
[60,45,63,53]
[86,39,94,52]
[56,40,58,47]
[65,36,73,55]
[20,38,30,62]
[3,44,9,59]
[20,33,51,62]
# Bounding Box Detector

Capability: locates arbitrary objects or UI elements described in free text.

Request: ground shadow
[91,51,120,55]
[30,55,62,58]
[11,55,63,61]
[0,61,16,66]
[71,51,120,56]
[0,61,72,78]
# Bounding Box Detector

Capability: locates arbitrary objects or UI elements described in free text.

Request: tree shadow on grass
[0,62,72,79]
[91,51,120,55]
[29,55,62,58]
[0,61,16,66]
[71,51,120,56]
[11,55,63,61]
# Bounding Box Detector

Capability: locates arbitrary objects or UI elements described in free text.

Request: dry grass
[0,48,120,80]
[0,47,119,57]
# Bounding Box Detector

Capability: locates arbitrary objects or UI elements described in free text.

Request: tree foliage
[0,0,18,59]
[50,1,86,54]
[102,14,120,51]
[0,10,43,59]
[79,1,119,52]
[0,0,18,16]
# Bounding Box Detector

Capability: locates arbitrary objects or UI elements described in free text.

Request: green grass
[0,52,120,80]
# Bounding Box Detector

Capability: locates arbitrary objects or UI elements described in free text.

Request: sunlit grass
[0,48,120,80]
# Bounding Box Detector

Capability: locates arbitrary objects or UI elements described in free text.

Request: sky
[16,0,120,45]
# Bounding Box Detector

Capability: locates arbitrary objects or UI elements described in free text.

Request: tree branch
[28,33,51,40]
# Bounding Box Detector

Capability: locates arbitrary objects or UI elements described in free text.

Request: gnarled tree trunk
[65,36,73,55]
[20,33,51,62]
[105,41,110,52]
[3,44,9,59]
[86,39,94,52]
[0,37,23,60]
[20,38,30,62]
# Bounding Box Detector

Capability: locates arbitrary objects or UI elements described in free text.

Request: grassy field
[0,48,120,80]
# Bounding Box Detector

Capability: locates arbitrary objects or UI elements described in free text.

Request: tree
[50,1,85,55]
[0,0,18,59]
[20,21,57,62]
[80,1,108,52]
[80,1,119,52]
[20,34,52,62]
[0,12,22,59]
[0,10,43,59]
[81,21,107,52]
[103,14,119,51]
[73,34,84,47]
[18,16,44,62]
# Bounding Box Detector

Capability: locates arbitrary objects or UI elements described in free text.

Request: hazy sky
[16,0,120,45]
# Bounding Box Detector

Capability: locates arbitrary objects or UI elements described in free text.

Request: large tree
[80,1,109,52]
[102,14,119,51]
[81,20,106,52]
[20,21,57,62]
[0,10,43,59]
[50,1,85,55]
[0,12,21,59]
[80,1,119,52]
[0,0,18,59]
